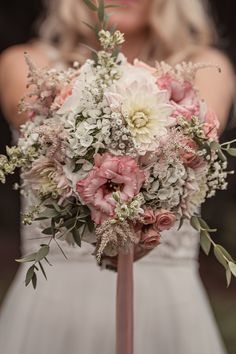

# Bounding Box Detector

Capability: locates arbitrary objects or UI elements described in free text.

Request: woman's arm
[192,48,235,134]
[0,44,50,130]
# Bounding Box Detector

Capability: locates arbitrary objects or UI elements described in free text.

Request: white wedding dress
[0,202,227,354]
[0,45,227,354]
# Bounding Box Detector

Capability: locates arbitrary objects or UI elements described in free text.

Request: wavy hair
[39,0,216,65]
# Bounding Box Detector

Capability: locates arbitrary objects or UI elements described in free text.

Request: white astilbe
[155,61,220,84]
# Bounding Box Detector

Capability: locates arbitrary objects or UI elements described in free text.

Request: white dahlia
[105,65,174,152]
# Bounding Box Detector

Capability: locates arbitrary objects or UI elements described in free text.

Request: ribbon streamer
[116,246,134,354]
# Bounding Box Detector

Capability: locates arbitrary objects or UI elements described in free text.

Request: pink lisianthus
[156,74,199,120]
[155,209,176,231]
[76,153,146,225]
[140,226,161,249]
[143,208,156,225]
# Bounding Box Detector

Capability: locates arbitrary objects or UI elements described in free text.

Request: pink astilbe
[19,54,79,117]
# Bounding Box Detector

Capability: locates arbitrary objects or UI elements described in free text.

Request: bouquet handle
[116,246,134,354]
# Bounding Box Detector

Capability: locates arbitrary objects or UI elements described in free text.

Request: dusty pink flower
[76,153,146,225]
[143,208,156,225]
[140,227,161,249]
[156,74,199,120]
[202,109,219,140]
[155,209,176,231]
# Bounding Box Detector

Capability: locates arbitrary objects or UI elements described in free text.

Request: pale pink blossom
[143,208,156,225]
[133,59,156,74]
[76,153,146,225]
[156,74,199,120]
[155,209,176,231]
[202,109,219,140]
[23,156,73,204]
[140,227,161,249]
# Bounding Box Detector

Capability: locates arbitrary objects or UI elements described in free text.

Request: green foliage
[190,215,236,286]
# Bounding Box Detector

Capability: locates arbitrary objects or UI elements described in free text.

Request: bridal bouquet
[1,0,236,289]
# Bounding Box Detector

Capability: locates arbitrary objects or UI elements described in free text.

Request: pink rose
[143,208,156,225]
[156,74,199,120]
[76,153,146,225]
[140,227,161,250]
[155,209,176,231]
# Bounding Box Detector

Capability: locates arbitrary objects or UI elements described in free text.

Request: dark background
[0,1,236,352]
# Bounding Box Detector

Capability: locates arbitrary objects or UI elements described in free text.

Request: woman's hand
[101,244,152,272]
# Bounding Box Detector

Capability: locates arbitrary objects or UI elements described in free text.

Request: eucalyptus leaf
[228,262,236,276]
[215,245,234,262]
[214,245,228,269]
[190,216,201,231]
[72,228,82,247]
[227,148,236,157]
[200,231,211,255]
[25,265,35,286]
[38,261,47,280]
[226,267,232,287]
[35,245,49,262]
[16,252,37,263]
[218,149,226,162]
[42,227,54,235]
[32,272,37,289]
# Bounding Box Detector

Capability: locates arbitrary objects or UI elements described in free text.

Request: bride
[0,0,234,353]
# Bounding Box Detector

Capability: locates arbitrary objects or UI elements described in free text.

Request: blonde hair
[39,0,216,65]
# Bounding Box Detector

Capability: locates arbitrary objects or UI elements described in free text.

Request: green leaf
[16,252,37,263]
[98,0,105,22]
[214,245,228,269]
[190,216,201,231]
[215,245,234,262]
[25,265,35,286]
[227,148,236,157]
[200,230,211,255]
[218,149,227,162]
[42,227,54,235]
[83,0,97,11]
[72,228,82,247]
[35,245,49,262]
[226,267,232,287]
[32,272,37,289]
[38,261,47,280]
[87,219,95,232]
[228,262,236,276]
[177,217,184,231]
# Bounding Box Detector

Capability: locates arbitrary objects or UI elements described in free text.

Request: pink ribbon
[116,246,134,354]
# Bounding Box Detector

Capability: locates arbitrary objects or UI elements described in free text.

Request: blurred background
[0,1,236,353]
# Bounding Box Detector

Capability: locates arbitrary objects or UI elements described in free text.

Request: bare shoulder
[191,47,234,79]
[0,43,51,128]
[191,47,235,131]
[0,43,50,70]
